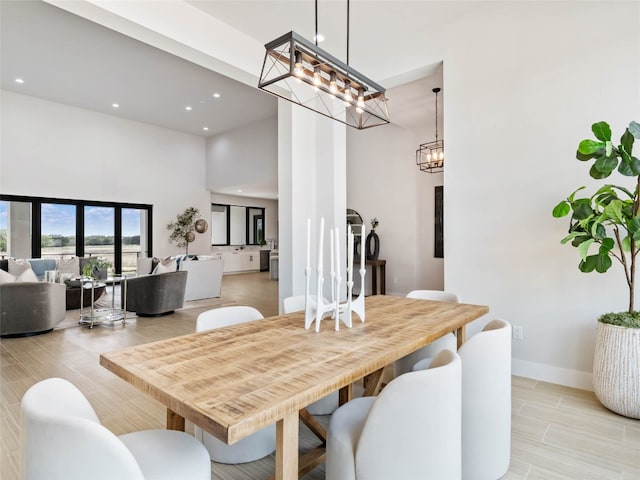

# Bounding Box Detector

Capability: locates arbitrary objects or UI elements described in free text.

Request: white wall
[0,90,211,257]
[209,193,278,249]
[442,1,639,388]
[347,79,445,296]
[206,116,278,199]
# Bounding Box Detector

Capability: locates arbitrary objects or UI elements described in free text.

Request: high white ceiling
[0,0,277,138]
[1,0,450,197]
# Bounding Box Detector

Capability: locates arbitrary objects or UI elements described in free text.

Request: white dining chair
[413,319,512,480]
[326,349,462,480]
[20,377,210,480]
[394,289,461,377]
[194,306,276,464]
[282,295,364,415]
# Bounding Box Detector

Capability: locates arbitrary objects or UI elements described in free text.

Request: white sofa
[137,256,223,302]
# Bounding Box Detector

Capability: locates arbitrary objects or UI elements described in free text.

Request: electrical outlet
[513,325,523,340]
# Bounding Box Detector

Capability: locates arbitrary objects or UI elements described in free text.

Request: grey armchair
[1,282,66,337]
[124,271,188,317]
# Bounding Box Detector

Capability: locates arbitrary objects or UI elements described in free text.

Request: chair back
[282,295,306,314]
[406,289,461,303]
[21,378,144,480]
[356,349,462,479]
[458,319,512,480]
[196,306,263,332]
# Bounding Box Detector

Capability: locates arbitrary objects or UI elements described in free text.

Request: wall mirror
[211,203,265,246]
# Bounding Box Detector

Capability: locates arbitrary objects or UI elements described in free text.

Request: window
[0,195,152,273]
[84,206,115,274]
[211,203,265,246]
[41,203,76,259]
[122,208,148,274]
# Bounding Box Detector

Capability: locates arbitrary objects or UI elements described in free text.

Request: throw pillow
[16,268,39,283]
[57,257,80,275]
[0,269,16,284]
[152,257,177,275]
[8,258,31,276]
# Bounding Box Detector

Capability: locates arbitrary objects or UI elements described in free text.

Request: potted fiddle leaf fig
[552,120,640,418]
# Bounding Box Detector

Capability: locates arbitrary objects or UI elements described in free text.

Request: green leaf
[590,163,610,179]
[623,235,632,251]
[618,157,634,176]
[568,186,586,201]
[594,154,618,174]
[621,129,635,155]
[552,201,571,218]
[592,122,612,142]
[592,223,606,240]
[579,139,605,155]
[605,141,613,157]
[572,201,593,220]
[603,200,625,224]
[561,231,588,245]
[578,238,594,260]
[579,255,597,272]
[629,121,640,139]
[600,237,615,252]
[595,253,612,273]
[577,150,599,161]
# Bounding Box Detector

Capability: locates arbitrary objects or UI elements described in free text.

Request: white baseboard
[512,359,593,391]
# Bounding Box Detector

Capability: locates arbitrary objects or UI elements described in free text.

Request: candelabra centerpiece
[304,217,366,331]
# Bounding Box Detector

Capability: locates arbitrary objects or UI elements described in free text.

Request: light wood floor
[2,272,639,479]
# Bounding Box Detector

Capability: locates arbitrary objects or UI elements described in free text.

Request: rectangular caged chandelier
[258,31,390,130]
[416,87,444,173]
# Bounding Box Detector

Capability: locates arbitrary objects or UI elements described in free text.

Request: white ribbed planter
[592,322,640,419]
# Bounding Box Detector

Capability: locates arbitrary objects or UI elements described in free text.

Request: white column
[278,100,347,311]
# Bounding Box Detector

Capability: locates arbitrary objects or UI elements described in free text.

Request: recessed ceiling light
[203,127,209,131]
[314,34,325,43]
[237,189,242,193]
[185,106,192,111]
[112,103,119,108]
[213,93,221,99]
[15,78,24,84]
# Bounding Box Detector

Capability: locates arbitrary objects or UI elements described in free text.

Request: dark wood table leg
[380,264,386,294]
[371,265,378,295]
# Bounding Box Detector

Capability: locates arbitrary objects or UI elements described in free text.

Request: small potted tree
[167,207,201,255]
[553,120,640,418]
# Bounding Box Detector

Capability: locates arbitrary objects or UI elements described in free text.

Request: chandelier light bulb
[357,88,365,109]
[343,80,353,103]
[329,71,337,94]
[439,151,444,161]
[313,66,321,86]
[294,52,304,77]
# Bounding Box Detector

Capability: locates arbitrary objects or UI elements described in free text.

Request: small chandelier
[416,87,444,173]
[258,1,390,130]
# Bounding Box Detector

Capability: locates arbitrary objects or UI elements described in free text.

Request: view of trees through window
[0,196,151,274]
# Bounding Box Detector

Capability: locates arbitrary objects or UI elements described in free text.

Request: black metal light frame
[416,87,444,173]
[258,13,390,130]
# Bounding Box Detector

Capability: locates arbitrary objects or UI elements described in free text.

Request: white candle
[318,217,324,271]
[330,228,335,277]
[360,223,366,268]
[334,227,340,280]
[348,228,354,283]
[306,218,311,271]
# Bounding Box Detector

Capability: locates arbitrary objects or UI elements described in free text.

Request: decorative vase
[366,231,380,261]
[94,267,108,281]
[592,322,640,419]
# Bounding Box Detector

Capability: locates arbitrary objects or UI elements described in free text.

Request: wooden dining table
[100,294,488,480]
